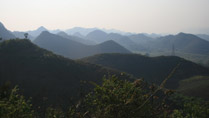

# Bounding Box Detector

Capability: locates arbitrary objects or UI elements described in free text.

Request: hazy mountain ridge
[85,30,147,51]
[33,31,131,59]
[57,31,96,45]
[27,26,48,37]
[151,33,209,55]
[0,21,209,64]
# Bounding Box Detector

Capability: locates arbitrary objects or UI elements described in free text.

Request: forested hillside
[81,53,209,89]
[0,39,133,108]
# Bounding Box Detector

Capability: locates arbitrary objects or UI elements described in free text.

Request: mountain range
[1,21,209,64]
[150,33,209,55]
[33,31,131,59]
[85,30,147,51]
[57,31,96,45]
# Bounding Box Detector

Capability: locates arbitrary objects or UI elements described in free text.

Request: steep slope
[81,53,209,89]
[0,22,16,40]
[0,39,133,107]
[34,31,131,59]
[57,31,96,45]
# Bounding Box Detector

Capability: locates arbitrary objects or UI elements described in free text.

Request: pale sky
[0,0,209,34]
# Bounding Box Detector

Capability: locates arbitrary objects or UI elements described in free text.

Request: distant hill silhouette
[57,31,96,45]
[33,31,131,59]
[27,26,48,37]
[86,30,108,43]
[73,32,85,39]
[0,22,16,40]
[0,39,133,107]
[65,27,98,36]
[85,30,146,51]
[128,33,153,45]
[81,53,209,89]
[151,33,209,55]
[65,27,132,36]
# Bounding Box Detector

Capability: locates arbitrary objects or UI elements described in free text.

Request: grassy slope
[177,76,209,100]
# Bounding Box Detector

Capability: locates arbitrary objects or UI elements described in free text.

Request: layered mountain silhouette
[27,26,48,37]
[65,27,98,36]
[151,33,209,55]
[57,31,96,45]
[0,22,16,40]
[65,27,132,36]
[128,33,154,45]
[0,39,133,106]
[33,31,131,59]
[84,30,209,56]
[73,32,85,39]
[81,53,209,89]
[85,30,146,51]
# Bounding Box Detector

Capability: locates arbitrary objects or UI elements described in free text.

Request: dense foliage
[0,85,34,118]
[1,76,209,118]
[82,76,168,118]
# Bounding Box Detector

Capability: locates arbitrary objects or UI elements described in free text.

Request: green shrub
[0,86,35,118]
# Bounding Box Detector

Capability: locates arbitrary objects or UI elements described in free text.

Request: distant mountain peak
[176,32,201,39]
[37,26,47,31]
[57,31,68,36]
[89,30,107,35]
[177,32,188,36]
[99,40,117,45]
